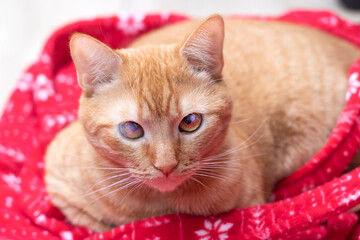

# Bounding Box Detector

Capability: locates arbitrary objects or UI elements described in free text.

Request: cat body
[45,15,360,231]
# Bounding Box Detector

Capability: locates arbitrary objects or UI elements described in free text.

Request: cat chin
[145,176,187,192]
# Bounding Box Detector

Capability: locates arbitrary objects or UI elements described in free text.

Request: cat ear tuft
[180,14,224,79]
[70,34,122,94]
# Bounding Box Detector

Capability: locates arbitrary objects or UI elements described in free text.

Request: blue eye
[119,121,144,139]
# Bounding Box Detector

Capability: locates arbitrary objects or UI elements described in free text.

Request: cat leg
[51,195,113,232]
[46,175,113,232]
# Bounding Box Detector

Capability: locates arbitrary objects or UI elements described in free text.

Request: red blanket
[1,10,360,240]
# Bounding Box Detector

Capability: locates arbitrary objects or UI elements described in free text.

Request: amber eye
[119,121,144,139]
[179,113,202,133]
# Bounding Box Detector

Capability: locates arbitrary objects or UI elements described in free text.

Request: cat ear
[70,33,122,94]
[180,14,224,79]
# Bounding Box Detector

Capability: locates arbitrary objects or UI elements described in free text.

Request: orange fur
[45,15,360,231]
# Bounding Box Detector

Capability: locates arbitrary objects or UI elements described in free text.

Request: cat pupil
[184,114,195,124]
[129,122,138,132]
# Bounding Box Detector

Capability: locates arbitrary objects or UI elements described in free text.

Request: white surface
[1,0,360,112]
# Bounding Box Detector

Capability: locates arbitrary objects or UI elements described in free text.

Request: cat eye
[179,113,202,133]
[119,121,144,139]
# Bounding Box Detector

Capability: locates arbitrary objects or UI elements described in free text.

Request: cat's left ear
[180,14,224,79]
[70,33,122,95]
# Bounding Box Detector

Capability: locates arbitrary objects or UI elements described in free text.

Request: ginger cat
[45,15,360,232]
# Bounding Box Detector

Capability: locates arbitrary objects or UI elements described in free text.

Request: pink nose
[153,163,177,177]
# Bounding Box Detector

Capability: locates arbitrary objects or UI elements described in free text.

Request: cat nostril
[153,163,177,177]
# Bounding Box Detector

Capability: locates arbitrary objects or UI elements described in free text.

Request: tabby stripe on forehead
[137,82,144,121]
[154,92,164,117]
[141,82,175,117]
[163,74,175,116]
[175,64,186,115]
[141,94,156,116]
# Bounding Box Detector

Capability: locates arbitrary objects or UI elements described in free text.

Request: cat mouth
[142,175,189,192]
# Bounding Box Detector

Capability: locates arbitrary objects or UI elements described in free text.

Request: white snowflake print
[5,196,13,208]
[42,113,75,131]
[143,217,170,227]
[247,206,271,239]
[346,72,360,101]
[4,101,14,113]
[254,228,271,240]
[0,145,25,162]
[60,231,74,240]
[117,12,145,35]
[301,180,316,193]
[145,236,160,240]
[195,219,233,240]
[320,16,338,27]
[160,11,170,21]
[57,74,75,85]
[39,53,50,64]
[340,190,360,205]
[2,173,21,192]
[33,74,55,101]
[337,108,357,125]
[16,72,34,91]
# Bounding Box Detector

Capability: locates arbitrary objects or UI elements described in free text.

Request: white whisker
[200,153,266,163]
[73,166,129,170]
[83,176,134,197]
[227,115,255,125]
[87,172,132,189]
[189,176,209,190]
[193,172,237,184]
[89,180,140,204]
[202,120,266,161]
[193,171,269,194]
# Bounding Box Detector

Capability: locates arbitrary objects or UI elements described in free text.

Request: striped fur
[45,15,360,231]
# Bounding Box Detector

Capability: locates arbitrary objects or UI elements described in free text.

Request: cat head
[70,15,233,192]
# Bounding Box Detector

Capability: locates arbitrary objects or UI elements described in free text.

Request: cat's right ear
[180,14,224,79]
[70,34,122,95]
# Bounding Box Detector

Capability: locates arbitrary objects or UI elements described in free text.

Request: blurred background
[1,0,360,112]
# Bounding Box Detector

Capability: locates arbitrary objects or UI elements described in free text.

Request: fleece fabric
[1,10,360,240]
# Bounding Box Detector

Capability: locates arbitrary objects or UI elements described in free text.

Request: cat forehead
[117,44,180,67]
[112,45,215,120]
[134,81,211,121]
